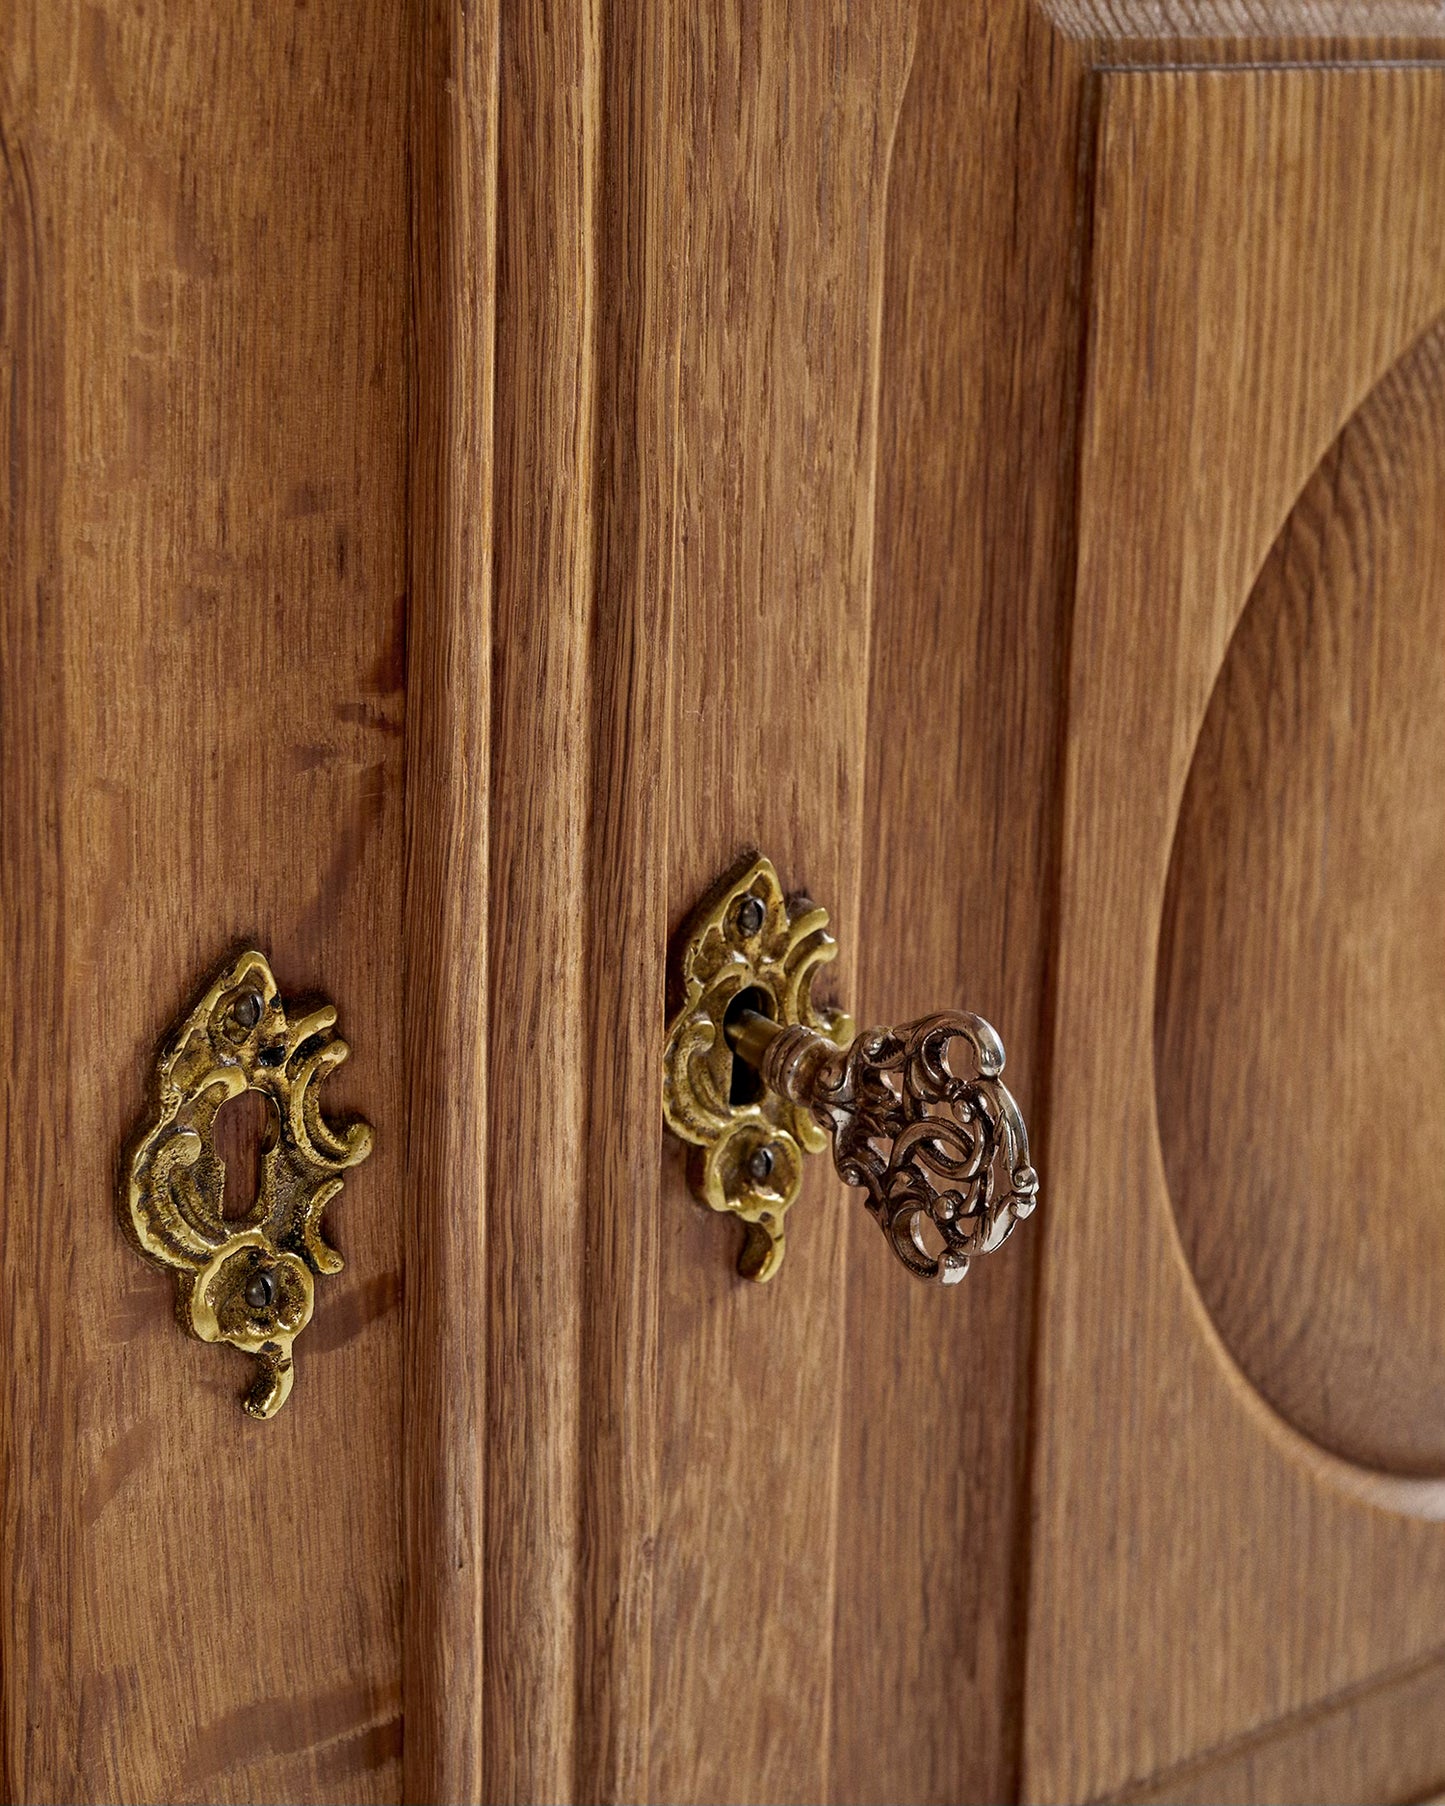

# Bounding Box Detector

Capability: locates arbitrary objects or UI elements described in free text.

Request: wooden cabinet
[5,4,1445,1802]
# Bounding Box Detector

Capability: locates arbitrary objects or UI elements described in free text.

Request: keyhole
[723,986,773,1106]
[213,1090,279,1219]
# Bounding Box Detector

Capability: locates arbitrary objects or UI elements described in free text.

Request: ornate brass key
[663,855,1037,1283]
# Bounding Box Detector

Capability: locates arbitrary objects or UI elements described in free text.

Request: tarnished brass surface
[662,855,853,1280]
[665,855,1038,1286]
[121,948,373,1417]
[733,1009,1038,1285]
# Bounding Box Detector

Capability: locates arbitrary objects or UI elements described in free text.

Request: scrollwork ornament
[121,948,373,1417]
[662,855,853,1280]
[810,1013,1038,1284]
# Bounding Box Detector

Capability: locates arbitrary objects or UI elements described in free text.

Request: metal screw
[746,1143,776,1183]
[233,990,262,1030]
[244,1267,278,1311]
[734,894,765,937]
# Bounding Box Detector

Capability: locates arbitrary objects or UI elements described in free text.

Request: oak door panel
[1027,66,1445,1805]
[1112,1653,1445,1806]
[1157,314,1445,1478]
[833,1,1092,1799]
[649,9,913,1800]
[2,5,409,1799]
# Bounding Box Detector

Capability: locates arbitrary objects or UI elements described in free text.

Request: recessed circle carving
[1156,317,1445,1477]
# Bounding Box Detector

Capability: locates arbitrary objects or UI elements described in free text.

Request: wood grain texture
[13,8,1445,1804]
[574,0,683,1795]
[563,7,1091,1793]
[1027,66,1445,1805]
[1042,0,1445,47]
[1157,313,1445,1477]
[402,0,497,1799]
[646,7,914,1799]
[483,0,600,1796]
[477,0,684,1794]
[1109,1647,1445,1804]
[1,3,409,1799]
[832,3,1092,1800]
[409,3,674,1796]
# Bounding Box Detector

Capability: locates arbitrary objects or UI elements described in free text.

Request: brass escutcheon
[120,948,373,1418]
[662,854,853,1281]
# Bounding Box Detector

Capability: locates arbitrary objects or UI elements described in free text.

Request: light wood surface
[1112,1649,1445,1805]
[402,1,496,1800]
[11,6,1445,1804]
[574,1,683,1796]
[833,3,1092,1799]
[1157,314,1445,1476]
[472,1,686,1796]
[1043,0,1445,45]
[499,4,1082,1793]
[648,8,913,1799]
[482,2,598,1797]
[1,3,409,1799]
[1028,65,1445,1804]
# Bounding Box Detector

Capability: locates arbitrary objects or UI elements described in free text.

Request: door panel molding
[1027,64,1445,1804]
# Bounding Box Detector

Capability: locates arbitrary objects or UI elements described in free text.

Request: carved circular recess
[1156,317,1445,1477]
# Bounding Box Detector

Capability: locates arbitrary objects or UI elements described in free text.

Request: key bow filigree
[802,1012,1037,1284]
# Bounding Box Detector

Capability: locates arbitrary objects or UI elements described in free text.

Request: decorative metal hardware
[662,855,853,1280]
[729,1007,1038,1284]
[120,948,373,1418]
[664,855,1038,1284]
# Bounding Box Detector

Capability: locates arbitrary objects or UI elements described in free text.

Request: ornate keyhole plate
[662,855,853,1280]
[120,948,373,1418]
